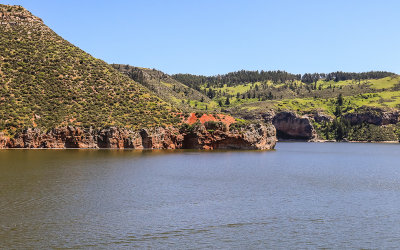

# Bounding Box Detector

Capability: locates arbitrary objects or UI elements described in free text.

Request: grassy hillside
[112,64,215,111]
[0,5,180,136]
[229,76,400,117]
[172,71,399,117]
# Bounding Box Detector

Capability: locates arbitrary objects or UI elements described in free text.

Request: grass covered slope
[231,76,400,117]
[0,5,179,135]
[172,70,399,117]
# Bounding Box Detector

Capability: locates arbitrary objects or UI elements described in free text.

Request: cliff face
[343,107,399,126]
[272,112,317,140]
[183,123,276,150]
[0,123,276,150]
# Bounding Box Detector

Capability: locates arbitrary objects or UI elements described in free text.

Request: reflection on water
[1,143,400,248]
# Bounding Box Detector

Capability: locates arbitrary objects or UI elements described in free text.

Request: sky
[3,0,400,75]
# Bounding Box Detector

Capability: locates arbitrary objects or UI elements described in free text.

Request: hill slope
[112,64,213,111]
[0,5,179,136]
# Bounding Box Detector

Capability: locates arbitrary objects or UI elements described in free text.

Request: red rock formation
[186,113,236,126]
[0,123,276,150]
[182,123,276,150]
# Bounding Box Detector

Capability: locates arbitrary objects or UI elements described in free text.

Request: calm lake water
[1,143,400,249]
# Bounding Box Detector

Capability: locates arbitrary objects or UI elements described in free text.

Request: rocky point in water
[0,113,277,150]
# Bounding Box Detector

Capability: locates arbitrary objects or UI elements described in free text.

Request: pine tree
[337,93,343,106]
[225,97,230,105]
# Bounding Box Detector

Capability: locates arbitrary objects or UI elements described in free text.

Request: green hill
[172,70,399,117]
[0,5,179,136]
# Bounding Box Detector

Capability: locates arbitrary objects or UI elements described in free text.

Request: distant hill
[171,70,400,142]
[171,70,399,117]
[112,64,213,111]
[0,5,179,135]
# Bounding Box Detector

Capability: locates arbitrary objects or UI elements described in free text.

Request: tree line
[173,70,396,88]
[302,71,395,84]
[172,70,301,88]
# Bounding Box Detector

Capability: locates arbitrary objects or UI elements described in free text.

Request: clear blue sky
[4,0,400,75]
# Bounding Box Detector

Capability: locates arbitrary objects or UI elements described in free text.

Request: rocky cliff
[272,111,317,140]
[343,107,399,126]
[0,123,276,150]
[183,122,276,150]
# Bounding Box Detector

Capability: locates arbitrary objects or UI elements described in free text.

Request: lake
[1,142,400,249]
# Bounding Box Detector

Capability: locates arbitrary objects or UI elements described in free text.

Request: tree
[337,93,343,106]
[207,89,215,99]
[334,106,342,118]
[225,97,230,105]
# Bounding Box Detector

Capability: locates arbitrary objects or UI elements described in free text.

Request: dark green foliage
[173,70,395,89]
[325,71,395,82]
[315,119,399,142]
[229,119,250,131]
[301,71,394,84]
[347,123,399,141]
[172,70,301,88]
[313,96,400,142]
[301,73,322,84]
[337,94,344,106]
[204,121,225,132]
[179,120,202,133]
[225,97,230,105]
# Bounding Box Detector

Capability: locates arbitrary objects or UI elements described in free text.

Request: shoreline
[278,139,399,144]
[1,140,398,150]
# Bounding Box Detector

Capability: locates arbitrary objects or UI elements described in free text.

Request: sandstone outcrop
[182,122,276,150]
[272,111,317,140]
[0,123,276,150]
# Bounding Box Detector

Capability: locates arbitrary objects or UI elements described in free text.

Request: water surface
[1,143,400,249]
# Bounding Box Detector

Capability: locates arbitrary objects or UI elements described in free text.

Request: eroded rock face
[0,133,8,148]
[0,124,276,150]
[311,111,334,123]
[272,111,317,140]
[4,127,138,149]
[343,107,400,126]
[182,123,276,150]
[139,127,184,149]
